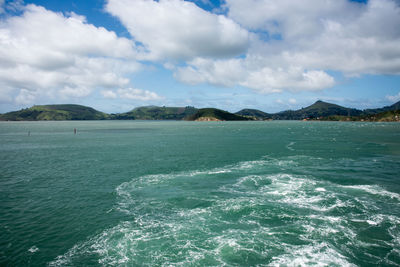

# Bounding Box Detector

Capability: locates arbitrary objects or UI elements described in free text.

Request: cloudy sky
[0,0,400,113]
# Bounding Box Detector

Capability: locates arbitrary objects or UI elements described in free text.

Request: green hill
[187,108,252,121]
[235,109,272,120]
[369,110,400,121]
[1,100,399,121]
[363,100,400,115]
[111,106,198,120]
[320,110,400,122]
[0,104,109,121]
[273,100,363,120]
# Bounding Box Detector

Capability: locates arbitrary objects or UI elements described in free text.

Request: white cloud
[101,90,118,99]
[386,92,400,103]
[0,4,140,105]
[226,0,400,75]
[173,0,400,92]
[2,0,400,110]
[102,88,163,101]
[15,89,37,105]
[106,0,249,60]
[59,86,92,98]
[175,57,245,87]
[175,58,334,93]
[117,88,163,101]
[226,0,361,39]
[240,67,335,93]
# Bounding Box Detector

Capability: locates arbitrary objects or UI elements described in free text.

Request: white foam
[286,141,295,151]
[56,155,399,266]
[366,220,378,226]
[269,243,356,267]
[28,246,39,253]
[342,185,400,201]
[207,169,231,174]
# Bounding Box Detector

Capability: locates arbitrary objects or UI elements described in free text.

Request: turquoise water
[1,121,400,266]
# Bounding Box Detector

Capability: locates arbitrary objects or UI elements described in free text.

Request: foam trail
[286,141,295,151]
[49,156,400,266]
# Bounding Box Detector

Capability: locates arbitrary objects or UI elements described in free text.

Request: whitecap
[366,220,378,226]
[28,246,39,253]
[286,141,295,151]
[269,243,356,267]
[342,185,400,201]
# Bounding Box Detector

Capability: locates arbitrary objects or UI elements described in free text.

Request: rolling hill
[272,100,363,120]
[235,109,272,120]
[111,106,198,120]
[186,108,252,121]
[0,104,109,121]
[1,100,399,121]
[363,100,400,115]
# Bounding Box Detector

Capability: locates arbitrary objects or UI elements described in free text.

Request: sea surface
[1,120,400,266]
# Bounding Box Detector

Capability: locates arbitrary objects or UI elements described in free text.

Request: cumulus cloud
[102,88,163,101]
[226,0,400,75]
[2,0,400,108]
[175,58,245,87]
[106,0,249,60]
[117,88,163,101]
[173,0,400,92]
[0,4,139,105]
[15,89,37,105]
[101,90,118,99]
[175,57,334,93]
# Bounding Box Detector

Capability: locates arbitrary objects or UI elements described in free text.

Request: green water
[1,121,400,266]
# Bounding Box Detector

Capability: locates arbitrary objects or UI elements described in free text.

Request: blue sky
[0,0,399,113]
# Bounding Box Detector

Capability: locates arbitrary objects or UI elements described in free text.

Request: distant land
[187,108,251,121]
[111,106,198,120]
[0,104,109,121]
[0,100,399,121]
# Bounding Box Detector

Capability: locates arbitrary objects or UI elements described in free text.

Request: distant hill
[111,106,198,120]
[235,109,272,120]
[363,101,400,115]
[368,110,400,121]
[272,100,363,120]
[1,100,399,121]
[320,110,400,122]
[0,104,108,121]
[187,108,252,121]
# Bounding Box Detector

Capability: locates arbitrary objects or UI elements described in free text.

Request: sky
[0,0,400,113]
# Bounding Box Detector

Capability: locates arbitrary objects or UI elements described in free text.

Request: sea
[1,120,400,266]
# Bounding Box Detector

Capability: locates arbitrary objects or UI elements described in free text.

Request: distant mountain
[272,100,363,120]
[111,106,198,120]
[235,109,272,120]
[0,104,108,121]
[187,108,252,121]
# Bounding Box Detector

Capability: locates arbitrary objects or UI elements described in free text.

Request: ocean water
[1,121,400,266]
